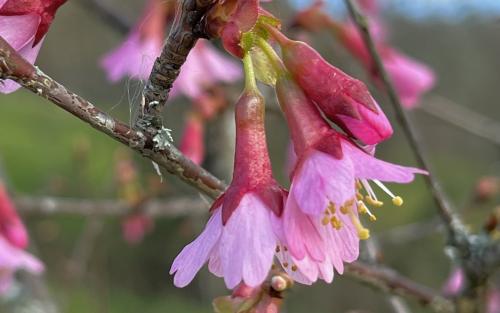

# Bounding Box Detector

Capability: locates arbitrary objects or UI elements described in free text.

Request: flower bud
[269,28,393,145]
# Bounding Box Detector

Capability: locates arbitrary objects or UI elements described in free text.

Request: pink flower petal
[342,139,427,183]
[291,151,355,215]
[170,208,222,288]
[0,14,39,50]
[284,195,325,262]
[220,194,276,288]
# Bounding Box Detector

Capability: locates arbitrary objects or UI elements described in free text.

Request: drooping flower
[274,76,426,281]
[100,0,169,82]
[170,87,287,289]
[266,25,393,145]
[0,235,44,294]
[0,183,28,249]
[0,0,67,93]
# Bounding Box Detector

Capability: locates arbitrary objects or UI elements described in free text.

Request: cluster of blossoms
[293,0,436,108]
[170,0,426,289]
[0,183,43,293]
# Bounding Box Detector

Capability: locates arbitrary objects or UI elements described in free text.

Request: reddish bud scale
[268,27,393,145]
[0,0,68,45]
[0,183,29,249]
[213,90,285,223]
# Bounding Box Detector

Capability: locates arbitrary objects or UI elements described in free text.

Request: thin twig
[78,0,131,35]
[137,0,216,132]
[345,262,454,313]
[421,96,500,146]
[0,36,226,199]
[343,0,467,251]
[15,196,207,217]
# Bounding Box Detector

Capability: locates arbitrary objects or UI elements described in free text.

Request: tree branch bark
[0,36,226,199]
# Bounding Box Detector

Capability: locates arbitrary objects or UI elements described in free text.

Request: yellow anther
[330,216,342,230]
[322,216,330,226]
[357,201,368,214]
[358,228,370,240]
[344,198,355,208]
[328,202,336,214]
[356,180,363,190]
[392,196,404,206]
[340,206,349,214]
[365,195,384,207]
[369,215,377,222]
[356,192,364,200]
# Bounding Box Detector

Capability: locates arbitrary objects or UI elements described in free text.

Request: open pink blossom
[0,183,28,249]
[0,0,67,93]
[267,26,393,145]
[0,235,44,293]
[170,39,242,100]
[100,0,167,82]
[170,90,287,289]
[275,77,426,279]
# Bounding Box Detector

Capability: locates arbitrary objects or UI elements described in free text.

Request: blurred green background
[1,1,500,312]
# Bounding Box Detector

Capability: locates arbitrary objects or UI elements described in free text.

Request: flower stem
[255,37,287,77]
[242,52,258,92]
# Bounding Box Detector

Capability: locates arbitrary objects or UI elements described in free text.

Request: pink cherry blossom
[0,183,28,249]
[170,90,287,289]
[0,235,44,293]
[267,26,393,145]
[275,76,426,280]
[488,288,500,313]
[100,0,166,82]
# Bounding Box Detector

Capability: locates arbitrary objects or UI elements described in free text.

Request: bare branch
[345,262,454,313]
[0,36,226,199]
[15,196,207,217]
[137,0,217,132]
[421,96,500,146]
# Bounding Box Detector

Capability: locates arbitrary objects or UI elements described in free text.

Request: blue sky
[288,0,500,21]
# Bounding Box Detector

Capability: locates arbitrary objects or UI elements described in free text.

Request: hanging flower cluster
[0,0,67,93]
[0,183,44,293]
[170,1,426,289]
[293,0,436,108]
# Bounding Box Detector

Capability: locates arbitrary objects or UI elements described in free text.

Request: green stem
[255,37,287,77]
[242,52,257,92]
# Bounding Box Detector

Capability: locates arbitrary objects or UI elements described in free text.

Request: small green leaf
[251,46,278,86]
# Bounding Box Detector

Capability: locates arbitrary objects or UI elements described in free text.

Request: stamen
[275,246,280,253]
[330,216,342,229]
[373,179,404,206]
[291,265,298,272]
[348,209,370,240]
[357,201,377,221]
[322,216,330,226]
[283,262,289,268]
[361,179,379,202]
[328,202,336,214]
